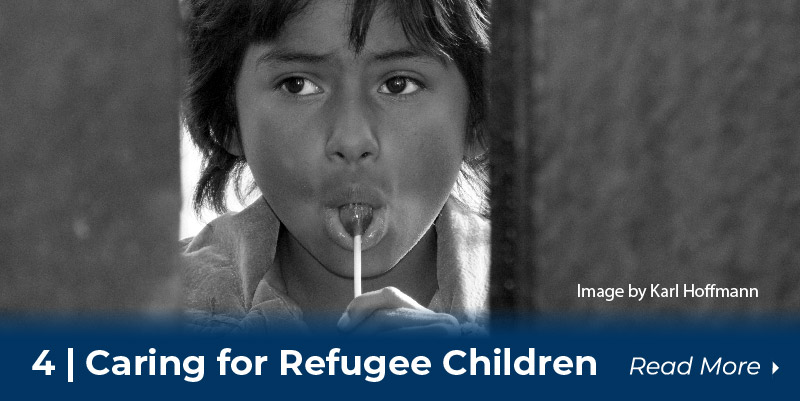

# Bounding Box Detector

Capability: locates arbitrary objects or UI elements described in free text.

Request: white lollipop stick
[339,203,372,299]
[354,234,362,298]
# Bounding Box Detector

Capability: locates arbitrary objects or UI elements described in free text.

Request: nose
[325,91,379,164]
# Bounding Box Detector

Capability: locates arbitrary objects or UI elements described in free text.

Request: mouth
[322,184,389,251]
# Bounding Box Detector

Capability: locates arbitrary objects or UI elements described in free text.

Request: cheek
[240,108,320,204]
[391,106,467,201]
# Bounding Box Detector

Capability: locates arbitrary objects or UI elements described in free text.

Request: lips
[322,184,389,251]
[322,183,387,209]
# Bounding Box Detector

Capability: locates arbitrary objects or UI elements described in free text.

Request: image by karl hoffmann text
[578,283,759,302]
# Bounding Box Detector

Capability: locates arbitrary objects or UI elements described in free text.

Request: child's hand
[337,287,460,336]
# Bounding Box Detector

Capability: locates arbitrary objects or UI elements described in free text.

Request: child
[181,0,490,335]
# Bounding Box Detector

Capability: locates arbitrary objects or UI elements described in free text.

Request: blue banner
[0,317,796,399]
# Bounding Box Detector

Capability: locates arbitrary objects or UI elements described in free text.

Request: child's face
[235,0,469,277]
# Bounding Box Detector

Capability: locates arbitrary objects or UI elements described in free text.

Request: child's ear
[224,134,244,157]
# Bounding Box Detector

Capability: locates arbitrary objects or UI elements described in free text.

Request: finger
[338,286,426,330]
[348,308,458,335]
[381,322,461,337]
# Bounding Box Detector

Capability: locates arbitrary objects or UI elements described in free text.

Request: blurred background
[0,0,182,311]
[489,0,800,315]
[1,0,798,314]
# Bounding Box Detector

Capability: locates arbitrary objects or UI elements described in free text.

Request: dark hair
[183,0,490,216]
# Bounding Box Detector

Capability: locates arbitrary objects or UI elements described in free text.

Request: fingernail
[337,313,350,330]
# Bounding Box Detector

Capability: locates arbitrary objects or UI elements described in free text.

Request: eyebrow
[370,48,437,63]
[256,49,334,66]
[256,47,440,67]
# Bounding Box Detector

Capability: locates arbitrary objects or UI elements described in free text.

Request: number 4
[32,350,55,375]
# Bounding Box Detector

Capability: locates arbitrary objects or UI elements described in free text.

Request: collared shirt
[181,197,489,334]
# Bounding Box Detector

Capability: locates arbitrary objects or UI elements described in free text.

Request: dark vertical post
[0,1,182,312]
[488,0,537,316]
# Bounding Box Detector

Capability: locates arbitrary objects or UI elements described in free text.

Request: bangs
[246,0,312,42]
[349,0,489,58]
[244,0,487,58]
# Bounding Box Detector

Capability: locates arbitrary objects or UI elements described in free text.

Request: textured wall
[0,1,182,312]
[490,0,800,313]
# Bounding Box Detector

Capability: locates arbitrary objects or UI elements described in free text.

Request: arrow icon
[772,362,779,374]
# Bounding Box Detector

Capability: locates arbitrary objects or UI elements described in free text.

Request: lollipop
[339,203,373,237]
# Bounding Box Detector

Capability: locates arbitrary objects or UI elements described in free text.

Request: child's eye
[278,77,323,96]
[378,76,423,95]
